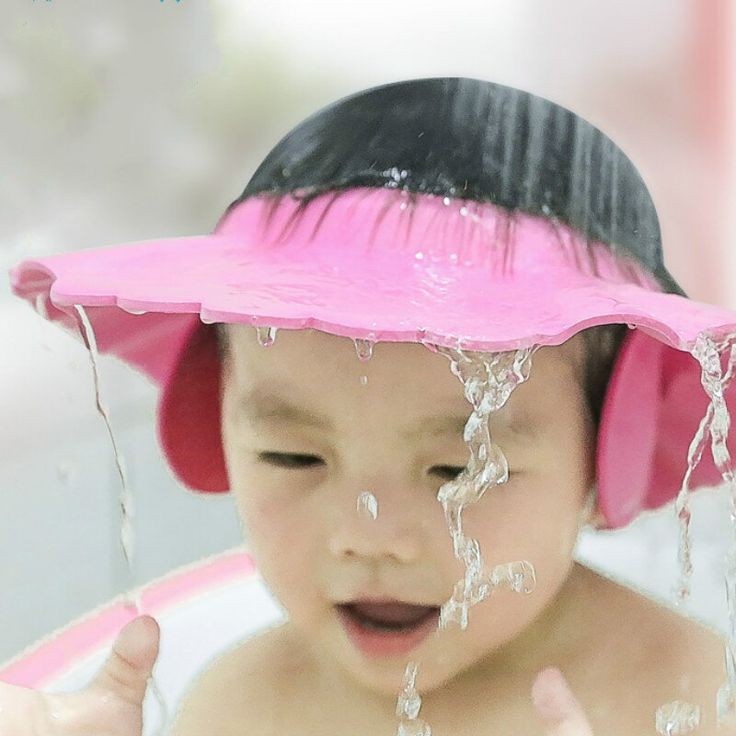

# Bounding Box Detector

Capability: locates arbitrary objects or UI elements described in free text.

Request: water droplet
[395,663,431,734]
[420,341,440,354]
[459,206,468,217]
[415,251,424,260]
[489,560,537,594]
[656,700,700,734]
[397,718,432,736]
[360,375,369,386]
[357,491,378,520]
[627,323,637,329]
[256,325,278,347]
[396,690,421,720]
[121,305,147,315]
[442,197,451,206]
[353,338,375,362]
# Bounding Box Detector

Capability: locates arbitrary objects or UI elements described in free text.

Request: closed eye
[258,452,478,480]
[255,453,468,480]
[432,465,465,480]
[257,452,323,469]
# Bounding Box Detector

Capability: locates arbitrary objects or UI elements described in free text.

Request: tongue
[349,602,436,625]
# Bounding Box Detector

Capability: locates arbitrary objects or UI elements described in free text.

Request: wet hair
[213,77,688,437]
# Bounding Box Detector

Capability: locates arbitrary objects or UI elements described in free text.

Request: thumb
[89,615,161,706]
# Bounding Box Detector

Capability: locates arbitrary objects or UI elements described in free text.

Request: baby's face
[220,326,596,696]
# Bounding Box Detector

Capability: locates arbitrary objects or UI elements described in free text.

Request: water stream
[73,305,169,736]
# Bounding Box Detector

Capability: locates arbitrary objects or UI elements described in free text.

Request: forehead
[222,325,584,411]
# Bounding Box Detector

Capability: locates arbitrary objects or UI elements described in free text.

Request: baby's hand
[0,615,160,735]
[532,667,594,735]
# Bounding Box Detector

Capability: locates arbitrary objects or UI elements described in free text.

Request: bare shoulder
[646,598,726,735]
[169,623,306,736]
[583,569,726,734]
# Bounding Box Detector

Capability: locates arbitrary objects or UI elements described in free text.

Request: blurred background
[1,0,734,665]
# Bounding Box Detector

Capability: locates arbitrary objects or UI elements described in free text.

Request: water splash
[395,662,431,736]
[73,305,169,736]
[354,337,375,362]
[357,491,379,520]
[655,700,700,735]
[429,343,538,630]
[490,560,537,594]
[673,404,715,604]
[256,325,278,347]
[684,331,736,729]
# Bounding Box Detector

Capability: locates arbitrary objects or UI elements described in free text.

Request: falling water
[684,331,736,730]
[673,403,717,604]
[386,340,538,735]
[256,325,279,347]
[354,337,376,362]
[673,335,736,605]
[431,343,538,630]
[655,701,701,735]
[395,662,431,736]
[73,305,169,736]
[349,333,543,733]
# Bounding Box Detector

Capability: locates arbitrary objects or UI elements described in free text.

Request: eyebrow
[236,390,535,440]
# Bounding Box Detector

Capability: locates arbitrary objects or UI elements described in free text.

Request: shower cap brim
[9,187,736,529]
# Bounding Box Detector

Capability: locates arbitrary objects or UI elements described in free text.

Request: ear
[586,506,608,530]
[578,485,606,531]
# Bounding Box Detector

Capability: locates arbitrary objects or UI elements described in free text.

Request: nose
[327,486,424,565]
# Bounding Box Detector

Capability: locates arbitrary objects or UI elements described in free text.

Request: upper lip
[336,597,440,608]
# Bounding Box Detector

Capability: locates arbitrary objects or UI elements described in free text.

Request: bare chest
[219,665,657,736]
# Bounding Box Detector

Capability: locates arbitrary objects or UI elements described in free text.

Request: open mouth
[339,602,438,630]
[335,602,440,657]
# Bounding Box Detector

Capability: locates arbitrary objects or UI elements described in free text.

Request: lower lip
[336,606,439,658]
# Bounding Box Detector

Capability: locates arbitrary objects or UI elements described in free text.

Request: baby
[165,324,725,735]
[5,76,734,735]
[1,322,725,734]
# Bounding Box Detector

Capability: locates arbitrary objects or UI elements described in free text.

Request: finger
[89,615,161,707]
[532,667,594,736]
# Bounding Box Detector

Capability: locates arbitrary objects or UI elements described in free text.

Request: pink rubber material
[9,187,736,529]
[0,551,256,689]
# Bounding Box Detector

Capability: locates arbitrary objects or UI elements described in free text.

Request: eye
[433,466,515,482]
[257,452,324,469]
[432,465,467,480]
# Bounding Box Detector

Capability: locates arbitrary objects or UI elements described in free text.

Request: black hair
[214,77,688,435]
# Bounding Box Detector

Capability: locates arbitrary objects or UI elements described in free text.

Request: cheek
[461,473,581,568]
[233,491,317,604]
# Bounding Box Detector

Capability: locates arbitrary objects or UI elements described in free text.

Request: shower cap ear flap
[598,328,736,529]
[158,321,229,493]
[597,329,662,528]
[651,342,734,504]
